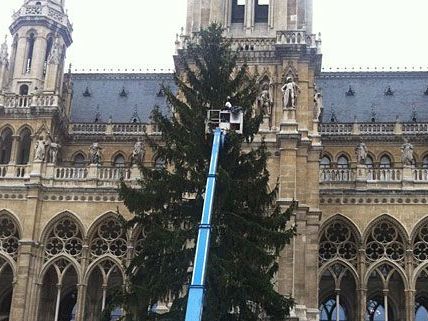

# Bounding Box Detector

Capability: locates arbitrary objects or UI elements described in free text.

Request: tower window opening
[232,0,245,23]
[255,0,269,23]
[0,128,13,165]
[26,33,36,73]
[17,128,31,165]
[19,85,29,96]
[43,37,54,75]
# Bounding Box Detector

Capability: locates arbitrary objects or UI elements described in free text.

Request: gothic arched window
[320,156,331,169]
[16,128,31,165]
[43,216,84,261]
[26,33,36,73]
[19,85,29,96]
[319,219,358,266]
[254,0,269,23]
[423,156,428,169]
[43,36,54,75]
[0,128,13,164]
[379,155,391,168]
[73,153,85,167]
[365,155,374,168]
[337,155,349,169]
[365,219,405,263]
[231,0,245,23]
[0,213,20,260]
[113,154,126,168]
[412,220,428,262]
[89,217,128,261]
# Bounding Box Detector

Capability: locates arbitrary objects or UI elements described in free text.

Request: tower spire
[0,35,8,65]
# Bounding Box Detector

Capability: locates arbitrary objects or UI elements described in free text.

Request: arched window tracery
[17,128,32,165]
[88,217,128,261]
[43,216,84,262]
[365,220,405,264]
[413,220,428,263]
[319,219,358,267]
[0,128,13,165]
[0,213,20,260]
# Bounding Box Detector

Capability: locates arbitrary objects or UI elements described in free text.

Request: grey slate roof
[69,71,428,124]
[316,72,428,123]
[70,73,176,123]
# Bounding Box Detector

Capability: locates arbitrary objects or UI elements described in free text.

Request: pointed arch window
[365,155,374,168]
[232,0,245,23]
[16,128,31,165]
[0,128,13,164]
[320,156,331,169]
[423,156,428,169]
[113,154,126,168]
[379,155,391,169]
[26,33,36,73]
[337,155,349,169]
[73,153,86,168]
[43,36,54,76]
[320,298,348,321]
[255,0,269,23]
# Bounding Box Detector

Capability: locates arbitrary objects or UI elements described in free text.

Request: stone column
[75,245,89,321]
[402,165,415,189]
[12,36,28,82]
[9,241,38,321]
[355,164,368,190]
[405,289,415,321]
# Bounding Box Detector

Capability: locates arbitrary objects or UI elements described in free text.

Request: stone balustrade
[13,4,71,29]
[70,122,159,136]
[367,168,401,181]
[319,169,354,182]
[0,94,60,109]
[320,122,428,136]
[276,31,320,49]
[230,38,276,52]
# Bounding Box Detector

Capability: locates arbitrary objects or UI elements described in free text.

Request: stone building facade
[0,1,427,321]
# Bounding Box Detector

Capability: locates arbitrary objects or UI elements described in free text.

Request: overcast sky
[1,0,428,71]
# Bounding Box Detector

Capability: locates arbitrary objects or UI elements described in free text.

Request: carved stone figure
[34,138,46,161]
[258,82,272,115]
[355,141,368,165]
[0,36,8,65]
[131,140,145,165]
[48,37,61,65]
[48,139,61,164]
[89,142,102,164]
[281,76,300,108]
[401,139,414,166]
[313,89,323,120]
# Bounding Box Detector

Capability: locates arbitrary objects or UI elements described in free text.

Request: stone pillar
[44,63,60,93]
[12,36,28,83]
[355,164,368,189]
[405,289,415,321]
[9,241,38,321]
[75,245,89,321]
[402,165,414,189]
[245,0,255,32]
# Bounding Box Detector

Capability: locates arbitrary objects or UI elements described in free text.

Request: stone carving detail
[89,142,102,164]
[89,218,127,259]
[258,81,272,115]
[313,87,323,120]
[48,37,61,65]
[401,139,414,166]
[0,214,19,260]
[281,76,300,108]
[355,141,368,165]
[365,221,405,263]
[44,217,83,260]
[131,140,145,165]
[319,220,358,266]
[413,222,428,262]
[0,36,8,65]
[34,137,47,161]
[48,138,61,164]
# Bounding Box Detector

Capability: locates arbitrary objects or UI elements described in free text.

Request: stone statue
[48,138,61,164]
[89,142,102,164]
[0,35,8,65]
[48,37,61,65]
[281,76,300,108]
[131,140,145,165]
[313,89,323,120]
[401,139,414,166]
[355,141,368,165]
[34,138,46,161]
[258,82,272,115]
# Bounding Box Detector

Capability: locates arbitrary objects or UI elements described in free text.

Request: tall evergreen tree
[117,24,295,321]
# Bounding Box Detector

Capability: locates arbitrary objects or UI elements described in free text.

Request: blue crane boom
[184,127,224,321]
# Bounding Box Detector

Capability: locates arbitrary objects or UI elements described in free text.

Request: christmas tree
[116,24,295,321]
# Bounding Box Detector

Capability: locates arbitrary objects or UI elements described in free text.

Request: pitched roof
[316,72,428,123]
[70,73,175,123]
